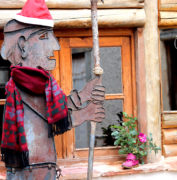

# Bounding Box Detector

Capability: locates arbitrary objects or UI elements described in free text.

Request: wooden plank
[105,94,124,100]
[134,28,147,134]
[51,49,64,159]
[58,155,124,166]
[163,128,177,144]
[161,0,177,3]
[131,27,137,117]
[159,12,177,27]
[74,147,119,158]
[59,38,74,158]
[0,9,145,29]
[0,99,5,105]
[69,37,123,48]
[54,28,133,38]
[0,0,144,9]
[160,0,177,11]
[122,37,133,115]
[162,113,177,128]
[163,144,177,157]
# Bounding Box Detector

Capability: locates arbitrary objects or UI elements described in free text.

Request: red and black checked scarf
[1,65,69,168]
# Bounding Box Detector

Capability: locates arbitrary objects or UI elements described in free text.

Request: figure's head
[1,19,60,70]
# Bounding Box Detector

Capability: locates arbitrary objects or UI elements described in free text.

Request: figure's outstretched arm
[67,77,105,127]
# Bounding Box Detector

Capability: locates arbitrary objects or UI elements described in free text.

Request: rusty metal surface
[21,90,57,164]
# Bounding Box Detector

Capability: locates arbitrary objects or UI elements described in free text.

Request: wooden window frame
[160,33,177,157]
[52,28,137,163]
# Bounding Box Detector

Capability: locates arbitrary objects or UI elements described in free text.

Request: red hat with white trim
[15,0,54,27]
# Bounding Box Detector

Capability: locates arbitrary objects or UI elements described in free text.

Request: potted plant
[111,112,161,169]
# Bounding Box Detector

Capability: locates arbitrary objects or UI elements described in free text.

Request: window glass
[101,47,122,94]
[160,30,177,110]
[96,99,123,147]
[72,47,123,148]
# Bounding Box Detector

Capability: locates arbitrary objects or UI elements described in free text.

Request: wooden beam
[159,11,177,27]
[162,113,177,128]
[105,94,125,100]
[160,0,177,11]
[163,144,177,157]
[0,9,145,29]
[163,129,177,144]
[0,0,144,9]
[0,99,5,105]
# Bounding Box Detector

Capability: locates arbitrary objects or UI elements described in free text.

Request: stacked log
[0,9,145,28]
[0,0,144,9]
[162,113,177,157]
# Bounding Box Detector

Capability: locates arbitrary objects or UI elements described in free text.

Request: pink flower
[126,153,136,160]
[138,133,147,143]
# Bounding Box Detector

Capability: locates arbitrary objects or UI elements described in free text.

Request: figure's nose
[54,39,60,51]
[51,35,60,51]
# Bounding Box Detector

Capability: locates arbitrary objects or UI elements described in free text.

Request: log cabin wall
[159,0,177,27]
[159,0,177,157]
[0,0,146,28]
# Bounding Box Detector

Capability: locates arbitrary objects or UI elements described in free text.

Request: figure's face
[22,28,60,70]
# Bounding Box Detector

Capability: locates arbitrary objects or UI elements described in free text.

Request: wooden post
[143,0,162,162]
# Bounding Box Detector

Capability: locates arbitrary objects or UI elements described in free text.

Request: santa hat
[15,0,54,27]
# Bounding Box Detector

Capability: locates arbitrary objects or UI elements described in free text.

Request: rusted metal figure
[1,19,105,180]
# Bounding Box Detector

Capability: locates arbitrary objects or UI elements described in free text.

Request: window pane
[72,47,123,93]
[72,48,91,148]
[95,99,123,147]
[101,47,122,94]
[160,36,177,110]
[72,47,123,148]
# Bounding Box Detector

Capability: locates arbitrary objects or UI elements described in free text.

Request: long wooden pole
[87,0,103,179]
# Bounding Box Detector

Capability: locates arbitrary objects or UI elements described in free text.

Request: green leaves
[111,112,161,164]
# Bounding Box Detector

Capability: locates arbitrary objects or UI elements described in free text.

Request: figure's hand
[67,76,106,127]
[91,84,105,103]
[71,101,105,127]
[67,77,105,109]
[79,76,103,103]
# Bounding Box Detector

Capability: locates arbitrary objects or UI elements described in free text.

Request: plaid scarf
[1,66,69,168]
